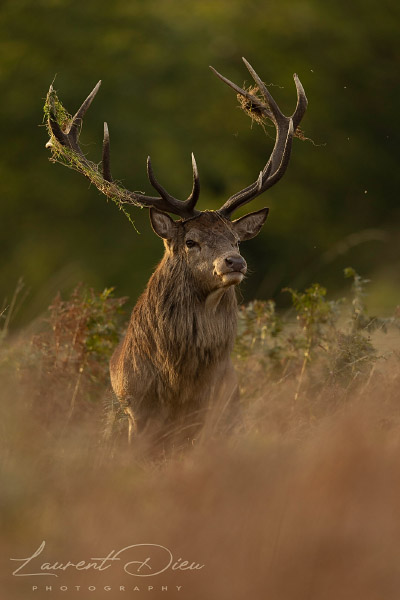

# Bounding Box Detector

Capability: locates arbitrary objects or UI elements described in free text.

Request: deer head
[149,208,269,296]
[45,58,307,296]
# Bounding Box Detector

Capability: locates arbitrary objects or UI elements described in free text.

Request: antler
[210,57,307,218]
[45,82,200,220]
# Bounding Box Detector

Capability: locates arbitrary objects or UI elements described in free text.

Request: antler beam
[210,57,307,218]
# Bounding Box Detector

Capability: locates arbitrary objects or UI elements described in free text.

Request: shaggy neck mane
[131,253,238,383]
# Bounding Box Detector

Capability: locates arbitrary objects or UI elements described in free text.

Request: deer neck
[205,287,234,313]
[152,253,238,312]
[130,255,238,385]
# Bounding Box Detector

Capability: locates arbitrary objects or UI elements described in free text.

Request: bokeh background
[1,0,399,325]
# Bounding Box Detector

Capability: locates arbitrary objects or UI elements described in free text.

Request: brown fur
[110,209,268,437]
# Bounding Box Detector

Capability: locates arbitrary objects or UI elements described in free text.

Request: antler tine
[146,156,179,205]
[185,153,200,212]
[146,156,201,219]
[47,82,102,162]
[48,112,67,147]
[47,86,69,147]
[241,57,285,125]
[102,122,112,182]
[211,59,307,218]
[292,73,308,130]
[209,65,274,121]
[68,80,102,141]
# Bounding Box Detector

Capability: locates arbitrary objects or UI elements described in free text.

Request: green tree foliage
[1,0,399,323]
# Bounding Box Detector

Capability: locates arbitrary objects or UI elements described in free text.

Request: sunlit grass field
[1,271,400,599]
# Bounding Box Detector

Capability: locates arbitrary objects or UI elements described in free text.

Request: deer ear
[232,208,269,241]
[149,208,177,239]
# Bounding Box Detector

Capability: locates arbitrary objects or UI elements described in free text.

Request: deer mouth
[214,268,245,287]
[220,271,245,286]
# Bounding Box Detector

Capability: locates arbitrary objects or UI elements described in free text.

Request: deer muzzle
[214,254,247,286]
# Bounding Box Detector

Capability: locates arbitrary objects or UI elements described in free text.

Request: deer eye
[185,239,197,248]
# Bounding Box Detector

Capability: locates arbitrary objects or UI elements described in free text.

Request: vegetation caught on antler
[236,84,308,140]
[44,85,139,228]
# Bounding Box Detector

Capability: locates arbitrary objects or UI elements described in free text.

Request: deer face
[150,208,269,293]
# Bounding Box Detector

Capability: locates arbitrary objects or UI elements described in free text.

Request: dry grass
[236,84,309,140]
[1,285,400,599]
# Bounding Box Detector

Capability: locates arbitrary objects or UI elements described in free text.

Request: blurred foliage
[1,0,400,325]
[0,285,127,423]
[235,268,400,398]
[1,268,398,438]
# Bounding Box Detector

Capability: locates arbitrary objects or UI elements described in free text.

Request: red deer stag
[45,58,307,442]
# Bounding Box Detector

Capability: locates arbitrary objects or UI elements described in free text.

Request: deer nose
[225,255,247,273]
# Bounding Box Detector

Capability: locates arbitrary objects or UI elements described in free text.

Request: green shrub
[234,269,399,400]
